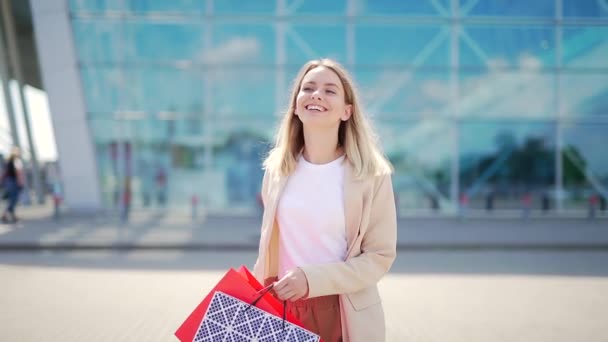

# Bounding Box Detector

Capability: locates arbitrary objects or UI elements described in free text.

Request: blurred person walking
[253,58,397,342]
[1,147,25,223]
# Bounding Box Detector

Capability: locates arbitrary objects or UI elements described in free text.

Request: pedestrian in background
[253,58,397,342]
[1,147,25,223]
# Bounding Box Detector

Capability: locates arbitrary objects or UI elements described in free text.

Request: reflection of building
[9,0,608,215]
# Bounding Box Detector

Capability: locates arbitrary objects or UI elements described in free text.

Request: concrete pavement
[1,249,607,341]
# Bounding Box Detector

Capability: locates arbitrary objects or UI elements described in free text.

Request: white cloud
[421,80,450,102]
[487,57,509,71]
[518,53,542,71]
[201,37,261,64]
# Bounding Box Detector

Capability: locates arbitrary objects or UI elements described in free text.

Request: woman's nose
[311,90,322,100]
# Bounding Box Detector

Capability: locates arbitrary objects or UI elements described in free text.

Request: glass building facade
[66,0,608,216]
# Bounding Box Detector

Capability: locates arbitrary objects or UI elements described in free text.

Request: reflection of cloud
[518,53,542,71]
[487,57,508,71]
[422,80,450,102]
[362,69,412,112]
[201,37,261,64]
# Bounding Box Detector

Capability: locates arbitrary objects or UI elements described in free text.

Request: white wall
[30,0,102,211]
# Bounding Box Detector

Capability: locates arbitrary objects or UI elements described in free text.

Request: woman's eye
[326,89,336,94]
[302,87,313,92]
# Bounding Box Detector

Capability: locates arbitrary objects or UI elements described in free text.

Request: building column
[30,0,102,211]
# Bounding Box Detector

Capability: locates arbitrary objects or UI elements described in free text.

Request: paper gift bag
[194,291,320,342]
[175,266,320,342]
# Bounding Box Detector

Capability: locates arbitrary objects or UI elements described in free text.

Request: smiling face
[295,66,352,130]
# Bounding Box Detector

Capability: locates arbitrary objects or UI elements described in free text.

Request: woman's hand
[273,268,309,301]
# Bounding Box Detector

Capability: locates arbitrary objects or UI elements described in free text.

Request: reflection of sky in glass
[564,0,608,17]
[460,26,555,68]
[465,0,554,17]
[355,25,448,66]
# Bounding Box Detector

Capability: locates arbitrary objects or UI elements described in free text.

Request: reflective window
[123,22,204,62]
[355,70,450,119]
[290,0,346,14]
[69,0,123,12]
[213,0,275,15]
[383,119,452,213]
[355,25,448,67]
[460,72,556,119]
[67,0,608,215]
[459,121,555,210]
[562,122,608,210]
[210,68,276,118]
[561,74,608,117]
[213,24,275,65]
[464,0,554,17]
[362,0,451,16]
[460,26,555,68]
[562,27,608,68]
[287,25,347,66]
[564,0,608,17]
[72,19,124,63]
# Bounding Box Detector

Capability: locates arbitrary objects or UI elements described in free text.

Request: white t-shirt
[277,154,347,278]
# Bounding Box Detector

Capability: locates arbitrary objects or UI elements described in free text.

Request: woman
[253,59,397,341]
[1,147,25,223]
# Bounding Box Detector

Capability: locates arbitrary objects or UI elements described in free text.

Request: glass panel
[460,72,555,119]
[355,25,448,67]
[561,74,608,117]
[128,68,203,114]
[213,0,276,15]
[460,26,555,68]
[124,22,203,62]
[459,121,555,212]
[564,0,608,17]
[464,0,554,17]
[213,24,275,65]
[124,0,204,14]
[362,0,451,16]
[355,70,450,119]
[80,67,125,114]
[382,119,452,214]
[69,0,123,12]
[72,19,125,63]
[562,122,608,213]
[211,68,276,119]
[562,27,608,68]
[213,117,274,209]
[287,25,347,66]
[291,0,346,14]
[93,137,176,209]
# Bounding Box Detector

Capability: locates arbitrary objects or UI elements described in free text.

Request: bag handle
[246,282,288,330]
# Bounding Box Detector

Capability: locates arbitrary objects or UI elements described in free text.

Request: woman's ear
[341,104,353,121]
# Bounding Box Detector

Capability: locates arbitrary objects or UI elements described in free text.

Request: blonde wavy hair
[264,58,392,179]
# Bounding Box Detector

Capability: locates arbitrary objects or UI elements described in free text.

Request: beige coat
[253,158,398,342]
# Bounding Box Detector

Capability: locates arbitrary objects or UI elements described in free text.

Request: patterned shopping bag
[194,291,320,342]
[176,266,321,342]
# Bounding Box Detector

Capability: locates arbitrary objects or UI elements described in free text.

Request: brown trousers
[286,295,342,342]
[264,277,342,341]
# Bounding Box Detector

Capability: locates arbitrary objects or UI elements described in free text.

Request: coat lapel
[343,160,363,258]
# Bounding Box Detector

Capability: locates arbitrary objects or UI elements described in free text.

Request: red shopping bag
[175,266,320,342]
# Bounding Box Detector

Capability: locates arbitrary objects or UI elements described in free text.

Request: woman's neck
[302,128,343,165]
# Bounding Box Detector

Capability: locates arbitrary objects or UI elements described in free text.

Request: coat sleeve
[299,173,398,298]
